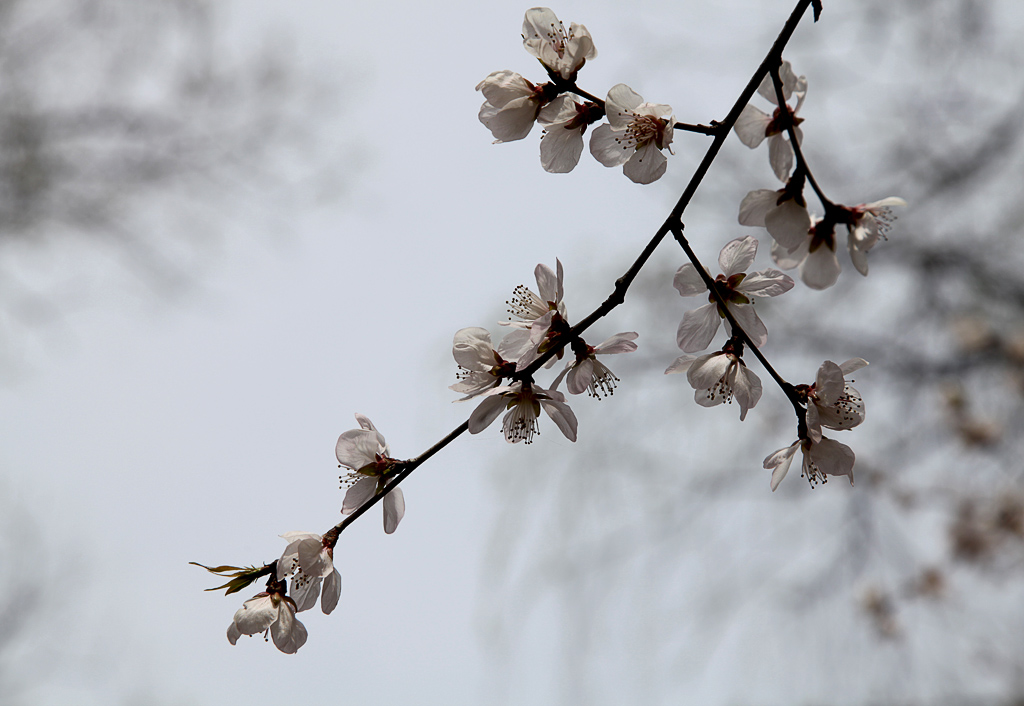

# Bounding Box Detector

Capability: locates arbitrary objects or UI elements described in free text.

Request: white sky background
[2,1,1015,704]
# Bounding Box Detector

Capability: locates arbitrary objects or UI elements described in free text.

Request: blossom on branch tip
[674,236,793,353]
[477,70,553,143]
[336,414,405,534]
[842,197,906,275]
[734,60,806,182]
[553,332,638,399]
[468,380,577,444]
[521,7,596,81]
[802,358,868,442]
[764,436,855,491]
[665,347,762,421]
[277,532,341,615]
[227,588,307,654]
[590,84,674,184]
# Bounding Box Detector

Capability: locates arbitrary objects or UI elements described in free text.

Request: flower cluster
[455,259,637,443]
[477,8,675,183]
[763,359,868,490]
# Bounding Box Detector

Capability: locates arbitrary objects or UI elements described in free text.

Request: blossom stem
[550,74,721,136]
[768,65,831,211]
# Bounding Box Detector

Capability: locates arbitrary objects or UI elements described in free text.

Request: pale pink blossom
[503,259,565,329]
[803,358,868,442]
[336,414,405,534]
[590,84,674,184]
[665,349,762,421]
[738,187,811,251]
[521,8,597,81]
[449,327,521,401]
[476,70,551,143]
[468,380,577,444]
[537,95,602,173]
[843,197,906,275]
[277,532,341,615]
[734,60,806,182]
[553,332,638,398]
[770,216,842,290]
[226,590,307,654]
[763,436,855,491]
[674,236,793,353]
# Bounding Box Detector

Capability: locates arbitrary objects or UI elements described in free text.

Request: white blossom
[450,327,522,401]
[734,60,806,182]
[804,358,868,442]
[277,532,341,615]
[844,197,906,275]
[738,187,811,251]
[504,259,565,329]
[476,70,550,143]
[763,436,855,492]
[665,349,763,421]
[538,95,601,173]
[336,414,405,535]
[521,8,596,81]
[553,332,638,398]
[468,380,577,444]
[226,591,307,654]
[590,84,674,184]
[674,235,793,352]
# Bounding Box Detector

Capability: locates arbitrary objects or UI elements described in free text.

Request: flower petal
[673,263,708,298]
[738,189,779,227]
[765,199,811,250]
[734,105,770,148]
[341,476,376,515]
[321,568,341,615]
[764,441,800,491]
[383,487,405,535]
[718,236,758,277]
[623,142,667,184]
[540,395,578,442]
[468,393,508,434]
[676,303,720,353]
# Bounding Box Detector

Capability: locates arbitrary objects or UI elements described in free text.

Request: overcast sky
[3,1,1017,704]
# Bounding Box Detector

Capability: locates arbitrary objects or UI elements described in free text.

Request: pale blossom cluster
[763,358,868,490]
[477,9,675,183]
[455,258,637,443]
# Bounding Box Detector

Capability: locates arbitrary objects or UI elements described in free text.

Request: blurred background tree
[480,1,1024,704]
